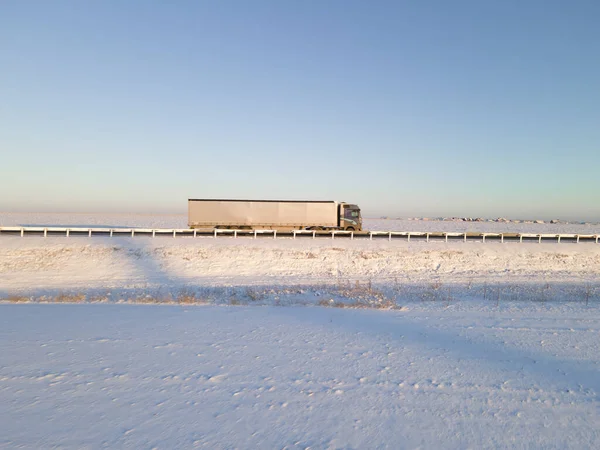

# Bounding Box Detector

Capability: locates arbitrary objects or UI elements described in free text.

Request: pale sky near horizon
[1,1,599,221]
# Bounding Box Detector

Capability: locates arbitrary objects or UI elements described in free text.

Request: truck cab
[340,203,362,231]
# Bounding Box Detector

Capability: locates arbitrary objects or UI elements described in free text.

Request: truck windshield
[345,209,360,218]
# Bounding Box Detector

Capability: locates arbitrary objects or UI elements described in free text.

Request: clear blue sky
[1,0,599,221]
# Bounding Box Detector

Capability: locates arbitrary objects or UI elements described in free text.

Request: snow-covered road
[1,303,599,449]
[1,212,599,234]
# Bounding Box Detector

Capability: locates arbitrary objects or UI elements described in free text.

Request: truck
[188,199,362,231]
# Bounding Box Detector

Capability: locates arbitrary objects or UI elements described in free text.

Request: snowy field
[1,213,600,448]
[2,211,600,234]
[1,237,600,303]
[2,303,600,449]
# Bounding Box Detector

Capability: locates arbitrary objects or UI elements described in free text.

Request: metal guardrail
[0,226,598,243]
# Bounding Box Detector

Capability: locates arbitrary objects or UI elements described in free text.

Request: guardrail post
[313,230,316,239]
[596,235,599,244]
[21,228,24,237]
[464,233,467,242]
[110,229,113,238]
[519,234,523,243]
[293,230,296,239]
[214,229,218,238]
[483,234,486,243]
[388,232,392,241]
[538,235,542,244]
[254,230,257,239]
[89,229,92,237]
[173,230,177,238]
[351,231,354,240]
[576,235,580,243]
[234,230,238,239]
[132,230,135,237]
[44,228,47,238]
[370,232,373,241]
[332,231,335,240]
[66,229,70,238]
[426,233,429,243]
[193,229,197,238]
[445,233,448,243]
[557,235,561,243]
[407,233,411,242]
[273,230,277,239]
[501,234,504,243]
[152,230,156,238]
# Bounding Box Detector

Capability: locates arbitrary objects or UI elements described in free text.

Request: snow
[1,237,599,300]
[1,303,600,449]
[2,213,600,448]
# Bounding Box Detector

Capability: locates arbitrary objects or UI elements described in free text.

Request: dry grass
[245,287,264,302]
[318,298,348,308]
[52,293,86,303]
[2,281,598,308]
[86,293,110,303]
[325,279,398,309]
[138,296,162,304]
[176,289,207,305]
[418,281,445,302]
[4,295,32,303]
[584,283,594,306]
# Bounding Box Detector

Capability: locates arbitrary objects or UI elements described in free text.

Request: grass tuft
[54,293,86,303]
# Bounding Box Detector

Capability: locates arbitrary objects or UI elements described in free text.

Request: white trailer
[188,199,362,231]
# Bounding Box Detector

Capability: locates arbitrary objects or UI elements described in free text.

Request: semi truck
[188,199,363,231]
